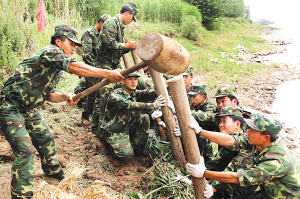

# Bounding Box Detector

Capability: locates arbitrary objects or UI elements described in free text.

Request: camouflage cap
[124,1,138,22]
[54,24,81,46]
[214,85,236,98]
[182,66,193,76]
[244,113,282,137]
[187,84,207,95]
[125,71,141,78]
[216,106,243,118]
[100,14,111,22]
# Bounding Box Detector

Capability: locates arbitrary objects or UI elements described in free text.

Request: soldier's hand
[189,116,202,134]
[125,39,138,49]
[186,156,207,178]
[174,175,192,185]
[154,95,166,108]
[158,121,166,128]
[107,69,124,83]
[204,183,214,198]
[66,94,79,106]
[173,125,181,137]
[151,110,162,120]
[168,100,176,113]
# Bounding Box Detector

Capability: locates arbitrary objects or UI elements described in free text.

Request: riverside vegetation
[0,0,285,198]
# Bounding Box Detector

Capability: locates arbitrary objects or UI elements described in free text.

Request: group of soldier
[0,1,299,198]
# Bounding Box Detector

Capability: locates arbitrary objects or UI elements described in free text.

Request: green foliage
[0,3,26,77]
[137,0,201,24]
[186,0,224,29]
[181,15,200,40]
[223,0,245,18]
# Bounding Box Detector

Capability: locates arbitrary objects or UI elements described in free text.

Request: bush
[181,15,200,41]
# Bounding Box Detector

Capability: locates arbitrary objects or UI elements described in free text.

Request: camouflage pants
[103,113,150,159]
[0,100,61,199]
[74,77,101,120]
[74,77,87,108]
[96,82,122,135]
[82,77,101,120]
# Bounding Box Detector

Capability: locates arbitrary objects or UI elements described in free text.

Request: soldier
[206,106,258,199]
[0,24,123,199]
[79,14,111,122]
[187,84,215,112]
[183,66,193,92]
[192,85,240,131]
[100,72,166,158]
[188,113,300,198]
[94,2,139,135]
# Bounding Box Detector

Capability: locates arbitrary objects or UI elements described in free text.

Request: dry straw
[33,162,110,199]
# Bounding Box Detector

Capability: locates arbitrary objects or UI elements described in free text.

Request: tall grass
[68,0,201,25]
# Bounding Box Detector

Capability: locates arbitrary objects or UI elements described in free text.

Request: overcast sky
[244,0,298,28]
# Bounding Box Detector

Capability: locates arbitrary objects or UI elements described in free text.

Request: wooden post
[122,53,132,69]
[150,68,186,168]
[131,49,144,75]
[167,75,206,199]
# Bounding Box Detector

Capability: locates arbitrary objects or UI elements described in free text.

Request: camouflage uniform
[94,2,139,134]
[182,66,194,108]
[206,107,258,199]
[187,84,216,163]
[80,14,111,120]
[193,85,239,132]
[0,24,81,198]
[187,84,215,112]
[100,73,157,158]
[74,77,87,108]
[232,113,300,198]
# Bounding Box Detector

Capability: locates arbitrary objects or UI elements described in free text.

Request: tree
[185,0,224,28]
[223,0,245,18]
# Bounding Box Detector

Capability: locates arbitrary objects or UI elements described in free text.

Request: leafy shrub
[181,15,200,40]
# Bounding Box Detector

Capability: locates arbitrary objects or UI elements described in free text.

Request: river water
[264,23,300,130]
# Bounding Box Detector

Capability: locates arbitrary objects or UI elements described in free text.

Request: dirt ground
[1,28,300,198]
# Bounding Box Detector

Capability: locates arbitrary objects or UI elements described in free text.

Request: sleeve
[101,20,126,50]
[108,92,154,112]
[206,147,233,171]
[40,48,77,73]
[237,159,284,187]
[81,31,95,66]
[136,90,157,102]
[230,134,253,151]
[192,110,216,124]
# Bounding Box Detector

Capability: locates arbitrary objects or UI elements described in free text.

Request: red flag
[35,0,47,33]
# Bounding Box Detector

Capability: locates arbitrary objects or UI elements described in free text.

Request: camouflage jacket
[192,98,216,112]
[231,135,300,198]
[96,14,130,70]
[100,86,157,133]
[81,26,100,66]
[206,130,251,171]
[192,106,219,131]
[2,44,76,112]
[207,131,257,198]
[197,134,216,163]
[137,75,154,91]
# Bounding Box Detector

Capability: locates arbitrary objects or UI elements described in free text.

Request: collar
[252,138,279,163]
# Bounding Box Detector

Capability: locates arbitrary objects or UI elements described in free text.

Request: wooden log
[119,58,126,70]
[150,68,186,168]
[122,53,132,68]
[131,50,168,141]
[131,49,144,75]
[167,75,206,199]
[72,61,147,101]
[138,33,190,76]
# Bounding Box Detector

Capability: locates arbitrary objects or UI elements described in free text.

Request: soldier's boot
[46,169,65,181]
